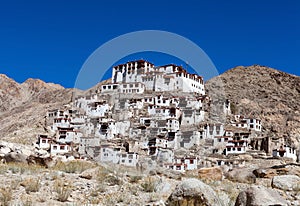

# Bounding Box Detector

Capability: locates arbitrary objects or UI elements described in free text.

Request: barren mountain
[206,65,300,147]
[0,74,78,144]
[1,65,299,147]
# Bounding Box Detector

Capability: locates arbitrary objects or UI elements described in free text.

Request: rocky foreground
[0,140,300,206]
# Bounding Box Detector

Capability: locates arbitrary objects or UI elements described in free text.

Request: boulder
[0,146,11,155]
[79,167,99,180]
[226,168,256,184]
[253,168,278,178]
[272,175,300,191]
[26,155,55,168]
[4,152,27,163]
[166,178,222,206]
[198,167,223,181]
[235,186,288,206]
[151,167,182,180]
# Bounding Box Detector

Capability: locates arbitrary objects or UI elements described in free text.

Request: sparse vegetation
[0,162,44,175]
[53,180,72,202]
[22,178,40,193]
[105,174,122,186]
[0,187,12,206]
[53,160,95,174]
[21,196,33,206]
[129,175,142,183]
[141,177,157,193]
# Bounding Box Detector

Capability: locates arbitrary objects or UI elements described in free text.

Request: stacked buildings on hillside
[35,60,298,171]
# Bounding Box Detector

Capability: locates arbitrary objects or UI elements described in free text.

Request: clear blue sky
[0,0,299,88]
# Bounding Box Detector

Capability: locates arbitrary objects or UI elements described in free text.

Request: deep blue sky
[0,0,299,88]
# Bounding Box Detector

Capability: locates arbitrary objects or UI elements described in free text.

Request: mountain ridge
[0,65,299,146]
[206,64,300,147]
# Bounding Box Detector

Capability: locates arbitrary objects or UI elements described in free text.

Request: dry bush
[0,187,12,206]
[21,178,40,193]
[141,177,157,193]
[53,160,95,174]
[53,180,72,202]
[6,162,43,175]
[129,175,142,183]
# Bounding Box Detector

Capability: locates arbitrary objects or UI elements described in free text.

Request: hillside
[1,65,299,147]
[0,74,78,144]
[206,65,300,147]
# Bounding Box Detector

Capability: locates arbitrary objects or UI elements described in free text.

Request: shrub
[141,177,157,193]
[0,187,12,206]
[22,178,40,193]
[53,160,95,174]
[54,180,72,202]
[129,175,142,183]
[105,174,122,186]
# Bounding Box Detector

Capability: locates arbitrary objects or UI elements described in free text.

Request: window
[129,160,132,163]
[42,140,46,143]
[190,159,194,164]
[123,84,127,88]
[53,146,57,150]
[121,160,125,163]
[238,148,242,151]
[129,84,133,88]
[218,139,221,142]
[176,166,181,170]
[60,145,65,150]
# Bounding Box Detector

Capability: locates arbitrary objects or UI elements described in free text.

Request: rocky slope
[0,74,77,144]
[206,65,300,148]
[1,67,300,205]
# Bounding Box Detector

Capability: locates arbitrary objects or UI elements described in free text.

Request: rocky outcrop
[206,65,300,148]
[272,175,300,191]
[198,167,223,181]
[4,152,27,163]
[0,74,80,144]
[235,186,288,206]
[26,155,55,168]
[0,141,34,163]
[226,168,256,184]
[253,163,300,178]
[166,178,222,206]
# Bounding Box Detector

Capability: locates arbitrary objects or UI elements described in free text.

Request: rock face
[166,178,222,206]
[235,186,288,206]
[4,152,27,163]
[253,163,300,179]
[272,175,300,191]
[198,167,223,182]
[206,65,300,148]
[226,168,256,184]
[0,74,79,144]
